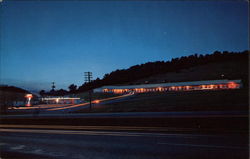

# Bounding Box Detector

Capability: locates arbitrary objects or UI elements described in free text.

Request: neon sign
[25,94,33,107]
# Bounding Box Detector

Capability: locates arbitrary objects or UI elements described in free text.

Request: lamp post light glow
[25,94,33,107]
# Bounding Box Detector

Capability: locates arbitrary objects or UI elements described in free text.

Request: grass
[75,88,249,113]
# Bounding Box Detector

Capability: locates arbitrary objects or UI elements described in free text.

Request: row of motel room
[40,97,81,105]
[93,79,242,94]
[20,79,242,106]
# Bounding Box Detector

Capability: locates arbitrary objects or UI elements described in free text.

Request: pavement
[1,111,248,134]
[0,126,249,159]
[2,111,248,118]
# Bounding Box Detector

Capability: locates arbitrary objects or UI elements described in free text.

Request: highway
[1,111,248,134]
[2,110,248,118]
[0,125,248,159]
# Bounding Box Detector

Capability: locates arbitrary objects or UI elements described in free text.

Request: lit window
[227,82,239,89]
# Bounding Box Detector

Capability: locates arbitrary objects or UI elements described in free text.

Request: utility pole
[84,72,93,111]
[51,82,56,91]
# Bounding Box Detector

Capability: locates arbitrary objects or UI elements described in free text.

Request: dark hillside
[132,61,248,84]
[78,50,249,92]
[0,85,30,94]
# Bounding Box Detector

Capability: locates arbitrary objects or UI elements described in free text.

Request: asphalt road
[0,127,248,159]
[2,111,248,118]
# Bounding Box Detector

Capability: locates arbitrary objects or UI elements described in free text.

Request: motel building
[93,79,242,94]
[40,96,81,104]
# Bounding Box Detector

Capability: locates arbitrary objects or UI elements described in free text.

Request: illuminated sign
[25,94,33,107]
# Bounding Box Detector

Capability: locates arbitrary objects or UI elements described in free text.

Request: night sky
[0,1,248,91]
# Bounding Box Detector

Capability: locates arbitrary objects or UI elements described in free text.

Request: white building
[93,79,242,94]
[40,96,81,104]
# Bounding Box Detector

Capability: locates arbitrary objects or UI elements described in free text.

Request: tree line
[40,50,249,96]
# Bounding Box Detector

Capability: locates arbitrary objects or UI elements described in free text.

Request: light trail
[46,103,89,111]
[0,128,142,137]
[36,104,73,107]
[47,92,134,111]
[0,124,195,132]
[9,104,74,110]
[95,92,133,103]
[0,128,248,149]
[8,92,133,111]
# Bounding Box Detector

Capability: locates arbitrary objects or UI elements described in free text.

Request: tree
[39,90,46,96]
[56,89,68,96]
[68,84,77,93]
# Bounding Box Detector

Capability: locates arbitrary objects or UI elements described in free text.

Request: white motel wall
[93,79,242,94]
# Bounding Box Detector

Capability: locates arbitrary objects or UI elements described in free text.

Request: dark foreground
[1,111,248,159]
[0,127,249,159]
[1,111,248,134]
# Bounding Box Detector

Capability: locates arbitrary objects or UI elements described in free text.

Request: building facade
[93,79,242,94]
[40,96,81,104]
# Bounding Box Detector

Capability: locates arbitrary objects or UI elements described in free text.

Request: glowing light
[139,88,146,93]
[157,87,163,91]
[103,89,108,92]
[25,94,33,107]
[227,82,239,89]
[201,85,205,89]
[210,85,215,89]
[102,80,240,94]
[113,89,124,94]
[171,86,176,91]
[93,100,100,104]
[25,94,33,98]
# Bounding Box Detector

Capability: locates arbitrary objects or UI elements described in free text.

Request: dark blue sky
[0,1,248,91]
